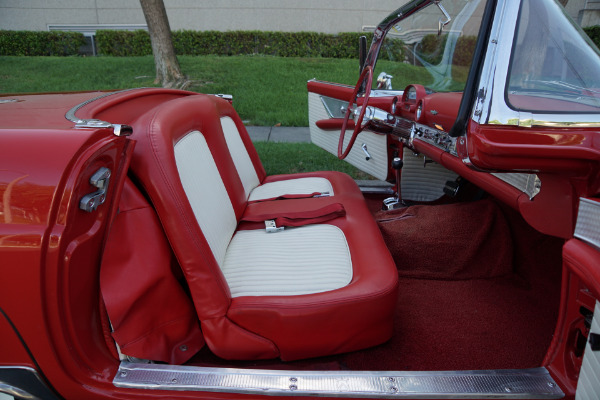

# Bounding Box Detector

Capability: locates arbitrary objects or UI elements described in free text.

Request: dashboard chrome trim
[412,122,457,155]
[365,107,544,200]
[492,173,541,200]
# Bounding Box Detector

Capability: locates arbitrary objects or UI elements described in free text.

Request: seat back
[129,95,257,319]
[220,115,264,199]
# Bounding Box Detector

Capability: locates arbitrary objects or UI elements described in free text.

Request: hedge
[96,30,377,59]
[583,26,600,48]
[416,34,477,67]
[4,27,600,59]
[0,31,86,56]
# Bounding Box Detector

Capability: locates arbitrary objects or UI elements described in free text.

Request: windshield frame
[365,0,497,137]
[473,0,600,128]
[364,0,433,75]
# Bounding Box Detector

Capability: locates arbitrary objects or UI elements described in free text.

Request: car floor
[188,197,563,372]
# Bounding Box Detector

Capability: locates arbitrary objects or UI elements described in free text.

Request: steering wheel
[338,65,373,160]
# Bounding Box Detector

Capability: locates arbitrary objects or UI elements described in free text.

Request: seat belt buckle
[265,220,284,233]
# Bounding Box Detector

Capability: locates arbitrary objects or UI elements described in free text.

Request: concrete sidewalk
[245,126,311,143]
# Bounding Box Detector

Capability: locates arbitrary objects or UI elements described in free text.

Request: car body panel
[2,0,600,398]
[1,93,135,398]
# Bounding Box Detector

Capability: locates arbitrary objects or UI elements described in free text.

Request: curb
[246,126,311,143]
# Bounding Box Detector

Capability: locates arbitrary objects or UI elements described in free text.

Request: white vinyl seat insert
[220,116,334,202]
[222,224,352,297]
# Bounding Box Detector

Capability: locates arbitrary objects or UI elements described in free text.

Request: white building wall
[0,0,596,33]
[0,0,407,33]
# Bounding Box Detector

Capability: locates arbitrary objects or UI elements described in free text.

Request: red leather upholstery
[101,179,204,364]
[127,93,398,361]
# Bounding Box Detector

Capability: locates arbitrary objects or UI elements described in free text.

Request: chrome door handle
[361,143,372,161]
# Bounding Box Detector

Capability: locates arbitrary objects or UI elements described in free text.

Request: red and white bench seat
[125,93,398,361]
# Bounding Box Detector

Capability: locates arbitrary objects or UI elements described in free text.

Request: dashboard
[361,84,543,211]
[365,84,462,155]
[308,78,577,239]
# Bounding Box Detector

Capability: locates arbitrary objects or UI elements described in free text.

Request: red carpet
[376,200,514,280]
[339,199,563,371]
[337,274,560,371]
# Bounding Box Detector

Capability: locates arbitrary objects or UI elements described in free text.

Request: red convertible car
[1,0,599,398]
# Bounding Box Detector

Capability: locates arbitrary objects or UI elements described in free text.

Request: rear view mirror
[436,1,452,35]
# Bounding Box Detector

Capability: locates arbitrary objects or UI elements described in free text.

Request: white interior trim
[401,147,458,202]
[576,300,600,400]
[220,117,261,199]
[175,131,237,267]
[308,92,388,181]
[222,225,352,297]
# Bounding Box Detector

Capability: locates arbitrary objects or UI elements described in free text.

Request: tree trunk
[139,0,188,88]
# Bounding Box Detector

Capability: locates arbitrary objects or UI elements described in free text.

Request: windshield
[507,0,600,112]
[373,0,488,92]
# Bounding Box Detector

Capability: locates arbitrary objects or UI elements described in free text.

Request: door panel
[545,198,600,397]
[571,198,600,399]
[576,300,600,399]
[307,83,389,181]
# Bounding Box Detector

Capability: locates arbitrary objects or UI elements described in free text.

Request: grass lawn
[0,55,360,126]
[254,142,374,180]
[0,55,424,126]
[0,54,411,179]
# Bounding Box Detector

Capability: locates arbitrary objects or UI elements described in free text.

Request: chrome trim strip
[473,0,600,128]
[370,90,403,98]
[574,198,600,250]
[0,366,60,400]
[114,362,563,398]
[63,88,138,135]
[308,78,353,89]
[0,382,35,399]
[320,96,347,119]
[492,173,541,200]
[65,89,133,125]
[488,115,600,128]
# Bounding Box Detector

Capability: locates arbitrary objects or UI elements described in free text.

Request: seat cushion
[226,190,399,361]
[222,224,352,297]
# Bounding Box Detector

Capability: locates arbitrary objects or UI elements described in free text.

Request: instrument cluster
[367,84,458,154]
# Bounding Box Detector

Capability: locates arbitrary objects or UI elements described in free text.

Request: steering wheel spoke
[338,66,373,160]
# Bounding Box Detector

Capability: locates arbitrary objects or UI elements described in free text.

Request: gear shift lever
[392,157,403,199]
[383,156,406,210]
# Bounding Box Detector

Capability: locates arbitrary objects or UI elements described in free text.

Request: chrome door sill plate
[114,362,564,398]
